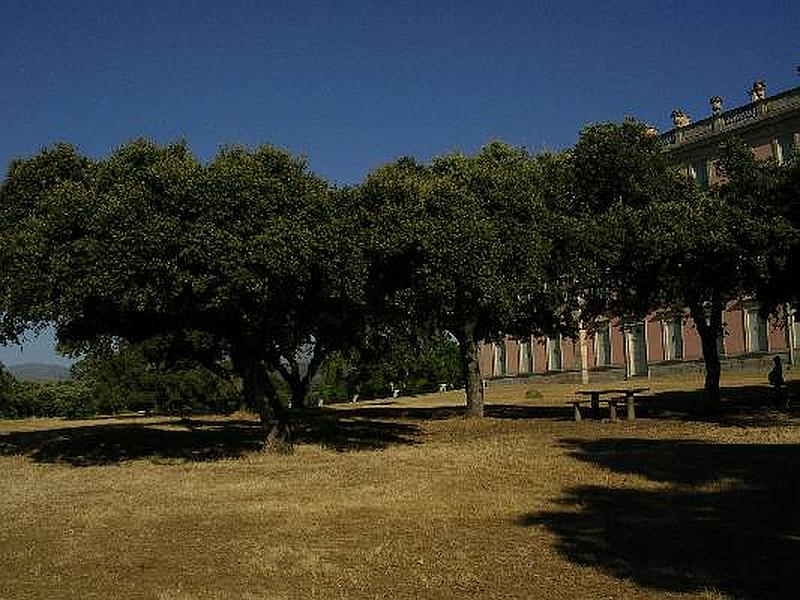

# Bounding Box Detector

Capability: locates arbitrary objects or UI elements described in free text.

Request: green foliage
[0,141,368,436]
[364,143,564,338]
[0,379,96,419]
[714,142,800,307]
[72,340,240,416]
[0,343,239,420]
[358,142,567,414]
[313,352,355,403]
[565,123,799,408]
[313,333,463,401]
[356,333,462,397]
[572,118,679,213]
[0,363,16,413]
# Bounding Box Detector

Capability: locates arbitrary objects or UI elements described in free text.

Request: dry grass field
[2,371,799,599]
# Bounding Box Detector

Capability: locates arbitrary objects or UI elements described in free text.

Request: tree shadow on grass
[487,404,574,420]
[0,419,263,466]
[0,412,421,467]
[637,380,800,427]
[294,411,420,451]
[335,403,572,421]
[519,437,800,598]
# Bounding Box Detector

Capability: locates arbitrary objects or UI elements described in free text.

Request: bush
[73,342,241,416]
[313,334,464,402]
[525,387,544,400]
[0,380,96,419]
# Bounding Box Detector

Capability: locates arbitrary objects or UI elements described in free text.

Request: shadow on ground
[635,380,800,427]
[520,437,800,599]
[338,403,572,421]
[347,380,800,426]
[3,381,797,468]
[0,412,421,466]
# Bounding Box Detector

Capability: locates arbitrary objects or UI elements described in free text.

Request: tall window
[691,160,709,189]
[792,311,800,352]
[519,340,533,374]
[777,133,796,165]
[744,307,768,352]
[595,324,612,367]
[494,342,507,376]
[662,318,684,361]
[626,323,648,376]
[717,329,727,357]
[546,337,562,371]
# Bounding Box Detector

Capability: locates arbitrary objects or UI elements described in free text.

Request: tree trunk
[259,370,293,454]
[689,297,723,413]
[700,332,722,412]
[460,329,484,418]
[273,345,327,413]
[288,376,308,413]
[241,358,293,454]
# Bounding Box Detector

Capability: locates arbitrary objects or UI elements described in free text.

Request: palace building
[480,79,800,382]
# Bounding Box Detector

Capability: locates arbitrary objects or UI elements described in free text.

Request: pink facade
[682,316,703,360]
[647,320,664,361]
[723,306,745,355]
[480,303,793,380]
[610,326,624,366]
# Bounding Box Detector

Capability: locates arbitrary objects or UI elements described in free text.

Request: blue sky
[1,0,798,365]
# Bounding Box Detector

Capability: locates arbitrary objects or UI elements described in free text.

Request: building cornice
[661,85,800,154]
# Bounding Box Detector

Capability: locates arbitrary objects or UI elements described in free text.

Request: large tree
[569,121,794,410]
[0,141,366,451]
[358,142,565,417]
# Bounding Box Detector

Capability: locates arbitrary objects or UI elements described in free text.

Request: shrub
[0,380,96,419]
[525,387,544,400]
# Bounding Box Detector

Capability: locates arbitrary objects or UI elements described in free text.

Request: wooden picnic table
[570,387,649,421]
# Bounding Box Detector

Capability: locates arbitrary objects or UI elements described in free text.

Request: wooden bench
[570,387,649,421]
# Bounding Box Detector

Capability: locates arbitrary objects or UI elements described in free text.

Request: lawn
[1,372,799,599]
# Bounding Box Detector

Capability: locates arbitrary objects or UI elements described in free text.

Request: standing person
[768,355,787,408]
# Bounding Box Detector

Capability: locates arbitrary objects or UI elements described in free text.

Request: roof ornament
[710,95,723,115]
[671,109,691,128]
[750,79,766,102]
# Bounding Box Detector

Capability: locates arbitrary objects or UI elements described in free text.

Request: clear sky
[1,0,798,366]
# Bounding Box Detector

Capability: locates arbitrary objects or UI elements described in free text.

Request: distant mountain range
[3,363,72,382]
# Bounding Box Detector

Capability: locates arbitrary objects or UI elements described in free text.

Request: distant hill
[5,363,72,382]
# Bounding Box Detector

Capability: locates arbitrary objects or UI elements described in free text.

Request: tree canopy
[359,142,568,415]
[3,125,798,439]
[0,141,367,451]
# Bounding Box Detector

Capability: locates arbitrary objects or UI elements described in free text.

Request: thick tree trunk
[240,358,293,454]
[288,377,308,413]
[700,332,722,411]
[259,371,293,454]
[231,343,294,453]
[460,329,484,418]
[689,297,723,413]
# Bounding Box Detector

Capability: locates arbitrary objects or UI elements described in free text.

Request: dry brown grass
[2,372,799,599]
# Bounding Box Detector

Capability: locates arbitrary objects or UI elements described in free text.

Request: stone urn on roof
[671,109,691,128]
[750,79,766,102]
